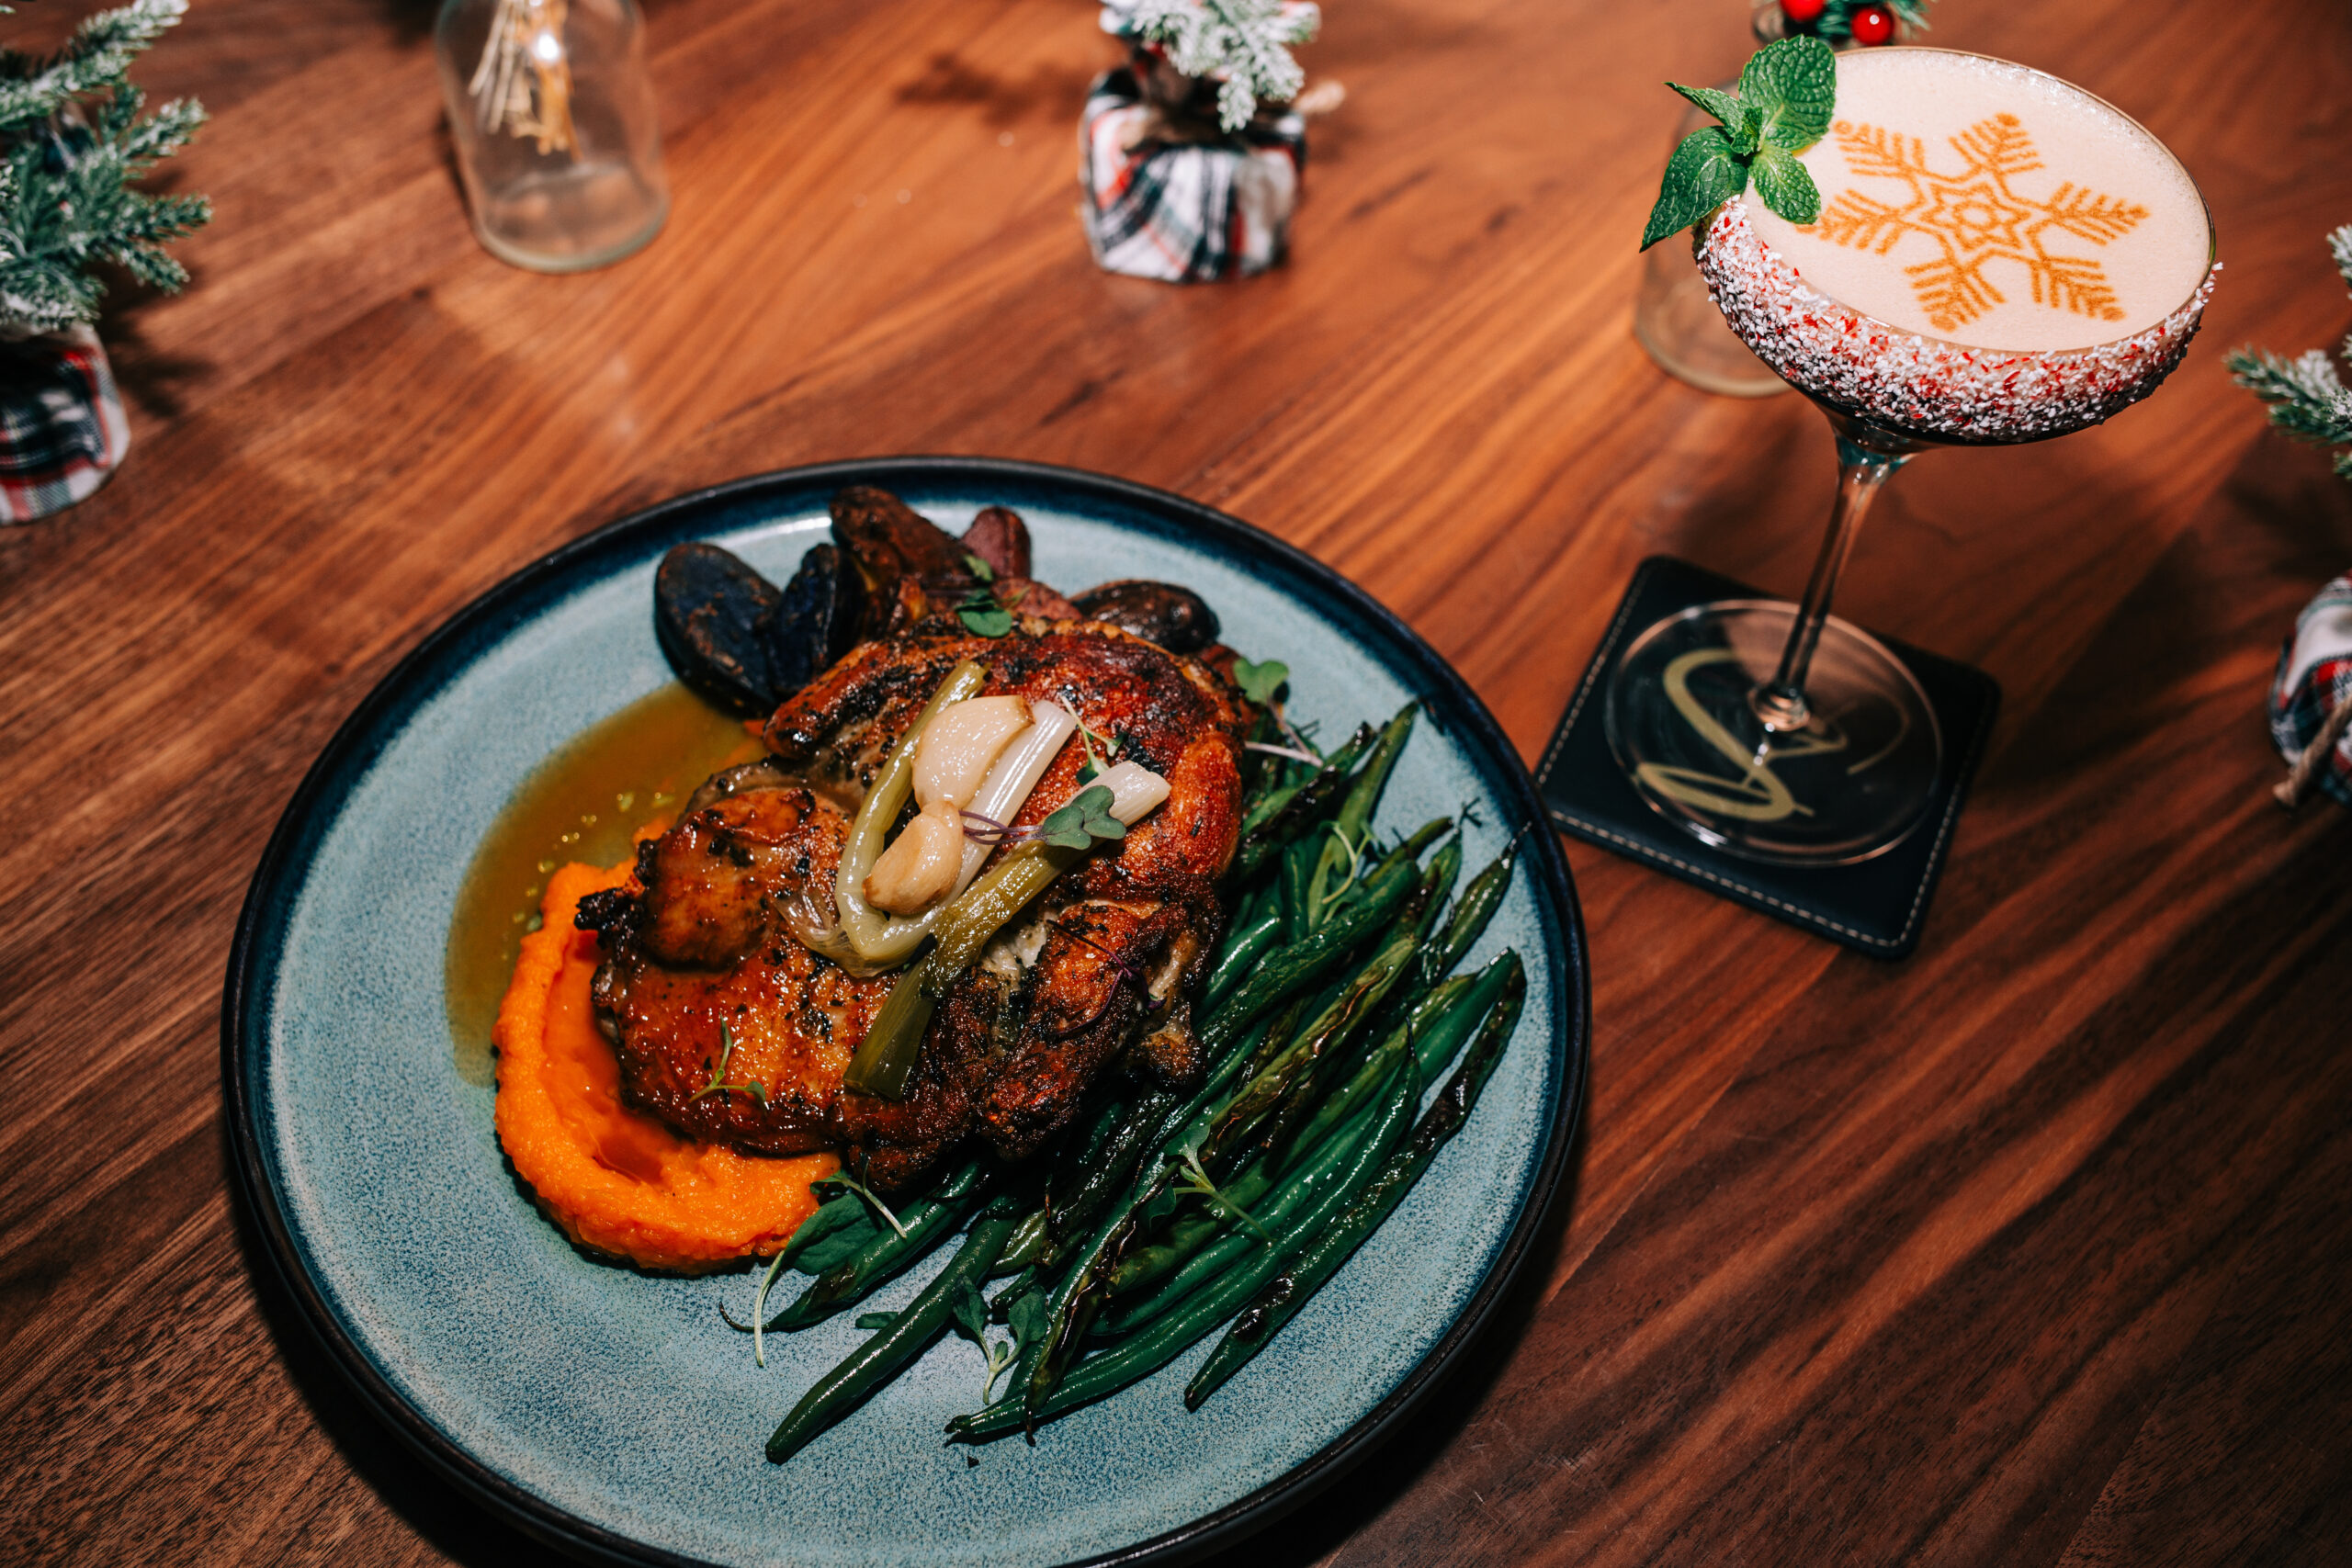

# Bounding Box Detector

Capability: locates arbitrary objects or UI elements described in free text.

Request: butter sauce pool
[444,682,761,1085]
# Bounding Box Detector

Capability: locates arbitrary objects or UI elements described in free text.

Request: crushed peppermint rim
[1695,199,2220,446]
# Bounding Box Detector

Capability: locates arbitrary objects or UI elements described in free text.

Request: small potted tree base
[0,0,209,524]
[1080,0,1330,284]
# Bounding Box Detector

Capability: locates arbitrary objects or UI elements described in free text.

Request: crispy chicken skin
[579,784,896,1154]
[582,615,1250,1188]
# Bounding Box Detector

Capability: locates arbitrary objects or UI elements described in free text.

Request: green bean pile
[736,702,1530,1462]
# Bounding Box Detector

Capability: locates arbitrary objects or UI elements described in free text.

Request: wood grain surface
[5,0,2350,1562]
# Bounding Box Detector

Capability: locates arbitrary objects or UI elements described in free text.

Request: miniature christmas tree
[0,0,209,339]
[1110,0,1319,132]
[2229,225,2352,479]
[2232,225,2352,808]
[1080,1,1329,283]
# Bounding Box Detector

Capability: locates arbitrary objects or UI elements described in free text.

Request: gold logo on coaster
[1633,649,1839,823]
[1802,114,2148,333]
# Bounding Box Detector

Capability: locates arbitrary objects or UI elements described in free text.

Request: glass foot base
[1603,600,1943,865]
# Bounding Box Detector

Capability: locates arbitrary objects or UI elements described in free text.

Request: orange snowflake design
[1801,114,2148,334]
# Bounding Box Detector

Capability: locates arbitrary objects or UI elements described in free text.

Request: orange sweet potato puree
[493,858,836,1273]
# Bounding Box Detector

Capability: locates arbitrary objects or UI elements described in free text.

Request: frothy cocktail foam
[1742,50,2209,353]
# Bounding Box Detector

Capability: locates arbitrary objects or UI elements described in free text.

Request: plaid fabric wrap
[2269,571,2352,808]
[0,324,130,525]
[1080,68,1305,284]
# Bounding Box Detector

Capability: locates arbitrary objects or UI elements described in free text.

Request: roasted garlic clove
[864,800,967,914]
[913,695,1033,811]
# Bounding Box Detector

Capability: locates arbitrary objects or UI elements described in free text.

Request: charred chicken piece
[769,618,1249,1173]
[585,615,1249,1187]
[579,784,897,1155]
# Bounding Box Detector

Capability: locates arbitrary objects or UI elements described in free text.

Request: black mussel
[655,543,783,716]
[655,542,867,717]
[1069,580,1222,654]
[773,542,865,693]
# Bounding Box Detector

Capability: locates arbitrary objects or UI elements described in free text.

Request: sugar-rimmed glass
[1608,49,2218,865]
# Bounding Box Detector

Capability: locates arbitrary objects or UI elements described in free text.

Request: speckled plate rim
[222,457,1590,1568]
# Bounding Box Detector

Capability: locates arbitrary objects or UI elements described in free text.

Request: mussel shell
[655,542,866,717]
[1069,580,1222,654]
[773,542,865,694]
[654,543,785,717]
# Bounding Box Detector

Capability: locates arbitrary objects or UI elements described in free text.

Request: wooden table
[7,0,2351,1561]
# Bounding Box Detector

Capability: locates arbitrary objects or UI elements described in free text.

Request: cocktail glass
[1607,48,2217,865]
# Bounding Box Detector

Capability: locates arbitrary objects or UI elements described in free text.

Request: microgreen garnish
[1244,741,1323,765]
[982,1291,1050,1405]
[1072,714,1118,782]
[743,1247,793,1368]
[1036,784,1126,851]
[816,1169,910,1239]
[948,1275,1023,1403]
[957,592,1014,637]
[1176,1143,1274,1244]
[962,788,1129,854]
[686,1025,770,1108]
[961,551,995,582]
[1232,656,1289,709]
[1310,820,1371,923]
[1641,36,1834,250]
[960,807,1020,845]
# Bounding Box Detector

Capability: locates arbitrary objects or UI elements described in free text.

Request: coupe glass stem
[1752,423,1914,732]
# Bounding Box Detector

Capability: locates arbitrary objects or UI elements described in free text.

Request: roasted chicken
[579,491,1251,1190]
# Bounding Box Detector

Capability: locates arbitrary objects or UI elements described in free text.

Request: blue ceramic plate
[224,458,1589,1568]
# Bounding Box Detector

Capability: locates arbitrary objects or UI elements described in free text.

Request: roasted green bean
[950,1055,1420,1443]
[1184,956,1526,1409]
[768,1207,1022,1461]
[771,1160,983,1331]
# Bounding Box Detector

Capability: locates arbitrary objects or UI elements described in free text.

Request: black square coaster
[1533,556,2000,959]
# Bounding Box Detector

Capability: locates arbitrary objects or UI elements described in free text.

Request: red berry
[1849,4,1896,44]
[1780,0,1826,23]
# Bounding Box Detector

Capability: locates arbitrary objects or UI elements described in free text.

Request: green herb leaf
[686,1023,770,1107]
[1176,1144,1275,1243]
[1730,98,1767,157]
[1641,125,1748,250]
[1667,82,1742,126]
[1036,784,1125,851]
[1006,1290,1048,1359]
[793,1221,878,1275]
[961,551,995,582]
[855,1312,898,1332]
[1740,34,1837,152]
[1750,146,1822,225]
[814,1170,910,1238]
[1232,656,1289,708]
[948,1276,989,1344]
[982,1336,1017,1403]
[1641,36,1837,250]
[957,593,1014,637]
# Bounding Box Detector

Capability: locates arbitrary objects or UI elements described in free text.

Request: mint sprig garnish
[1640,36,1836,251]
